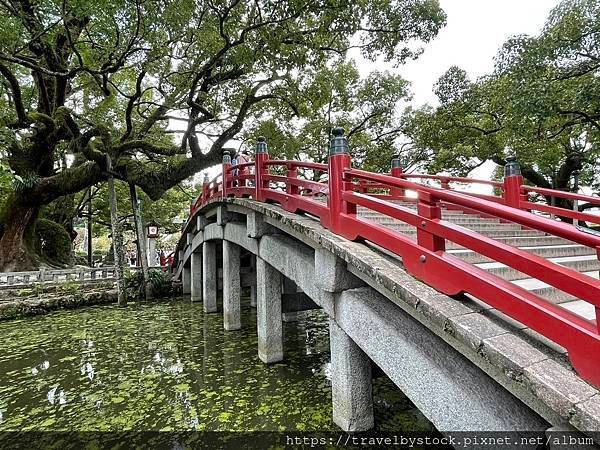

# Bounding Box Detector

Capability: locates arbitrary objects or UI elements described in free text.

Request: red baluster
[417,190,445,252]
[503,157,524,209]
[286,163,298,196]
[391,157,405,198]
[440,176,450,190]
[328,128,355,235]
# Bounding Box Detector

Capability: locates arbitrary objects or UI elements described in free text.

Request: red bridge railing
[187,130,600,388]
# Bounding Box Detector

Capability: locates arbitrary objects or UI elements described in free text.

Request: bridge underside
[174,198,599,437]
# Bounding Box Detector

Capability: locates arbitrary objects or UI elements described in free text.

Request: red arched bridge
[173,128,600,435]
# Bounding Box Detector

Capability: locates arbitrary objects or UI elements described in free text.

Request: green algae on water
[0,298,433,433]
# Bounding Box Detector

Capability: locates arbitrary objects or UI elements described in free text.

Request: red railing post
[202,172,209,205]
[391,157,405,198]
[440,176,450,190]
[286,162,298,196]
[222,150,232,198]
[503,156,524,209]
[328,128,355,234]
[417,190,445,252]
[255,137,269,201]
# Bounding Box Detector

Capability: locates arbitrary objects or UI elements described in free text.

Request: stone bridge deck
[174,197,600,438]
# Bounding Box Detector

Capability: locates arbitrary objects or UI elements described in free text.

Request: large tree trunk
[0,195,40,272]
[129,183,153,300]
[107,156,127,306]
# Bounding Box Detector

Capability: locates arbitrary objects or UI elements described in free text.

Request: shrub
[124,269,174,300]
[35,219,72,265]
[148,269,174,298]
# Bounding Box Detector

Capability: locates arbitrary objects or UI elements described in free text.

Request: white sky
[399,0,560,107]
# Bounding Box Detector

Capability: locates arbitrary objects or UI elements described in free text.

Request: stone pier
[329,318,374,431]
[223,241,241,330]
[182,265,191,295]
[202,241,217,313]
[256,257,283,363]
[190,252,202,302]
[250,255,257,308]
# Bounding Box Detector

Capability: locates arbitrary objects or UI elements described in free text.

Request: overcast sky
[393,0,560,107]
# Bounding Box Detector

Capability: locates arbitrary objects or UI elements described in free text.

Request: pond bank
[0,289,117,321]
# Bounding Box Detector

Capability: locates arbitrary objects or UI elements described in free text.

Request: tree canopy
[0,0,446,270]
[401,0,599,197]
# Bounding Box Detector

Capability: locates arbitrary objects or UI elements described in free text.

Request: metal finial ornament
[222,150,231,164]
[391,157,402,169]
[256,136,268,154]
[329,127,349,155]
[504,156,521,177]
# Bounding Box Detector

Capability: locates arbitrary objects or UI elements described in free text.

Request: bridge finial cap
[391,156,402,169]
[256,136,268,154]
[329,127,349,155]
[504,156,521,177]
[222,150,231,164]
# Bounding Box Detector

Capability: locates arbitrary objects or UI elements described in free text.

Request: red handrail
[403,173,504,188]
[185,138,600,388]
[346,168,600,249]
[524,185,600,205]
[264,160,328,171]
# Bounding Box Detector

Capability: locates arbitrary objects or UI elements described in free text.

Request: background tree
[402,0,599,208]
[242,62,411,180]
[0,0,446,270]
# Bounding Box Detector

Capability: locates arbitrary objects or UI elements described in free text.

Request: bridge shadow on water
[0,295,435,438]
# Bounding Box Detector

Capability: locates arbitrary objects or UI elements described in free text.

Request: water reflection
[0,299,433,432]
[47,386,66,405]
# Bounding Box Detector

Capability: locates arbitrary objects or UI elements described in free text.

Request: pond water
[0,298,434,435]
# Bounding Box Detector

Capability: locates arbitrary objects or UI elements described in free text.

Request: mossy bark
[0,194,40,272]
[107,156,127,306]
[129,183,153,299]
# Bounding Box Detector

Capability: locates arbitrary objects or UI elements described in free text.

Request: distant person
[236,149,253,186]
[231,157,238,186]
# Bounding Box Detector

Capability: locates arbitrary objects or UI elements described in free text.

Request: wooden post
[106,155,127,306]
[390,157,405,198]
[129,183,153,300]
[327,128,354,234]
[87,187,93,267]
[503,157,524,210]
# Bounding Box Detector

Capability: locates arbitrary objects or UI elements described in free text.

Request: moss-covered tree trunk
[107,156,127,306]
[129,183,153,300]
[0,195,40,272]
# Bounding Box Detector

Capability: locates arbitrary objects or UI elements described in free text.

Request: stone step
[477,255,600,281]
[560,299,597,321]
[382,222,524,232]
[513,270,599,304]
[447,244,596,264]
[446,235,573,250]
[357,207,467,216]
[359,215,501,225]
[393,227,546,238]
